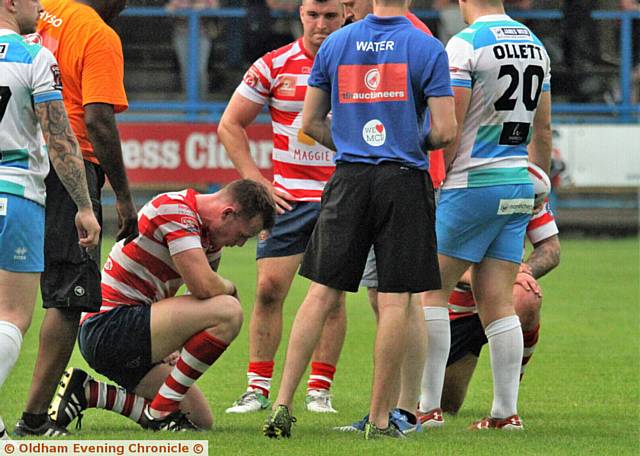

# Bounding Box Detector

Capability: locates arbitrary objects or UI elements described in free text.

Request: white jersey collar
[474,14,512,23]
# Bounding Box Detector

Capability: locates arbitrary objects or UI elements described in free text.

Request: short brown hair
[225,179,276,231]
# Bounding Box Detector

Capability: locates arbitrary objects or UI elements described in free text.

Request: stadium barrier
[119,7,640,124]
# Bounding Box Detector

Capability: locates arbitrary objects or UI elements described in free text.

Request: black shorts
[447,314,487,366]
[41,161,104,311]
[78,305,154,392]
[300,162,440,293]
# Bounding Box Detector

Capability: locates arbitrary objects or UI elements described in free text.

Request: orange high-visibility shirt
[37,0,128,163]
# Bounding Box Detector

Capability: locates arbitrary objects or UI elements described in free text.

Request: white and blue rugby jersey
[0,29,63,206]
[443,15,551,189]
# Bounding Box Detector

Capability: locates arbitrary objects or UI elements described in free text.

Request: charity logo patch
[362,119,386,147]
[338,64,407,104]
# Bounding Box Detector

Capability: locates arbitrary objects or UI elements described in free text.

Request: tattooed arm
[523,234,561,279]
[35,100,91,210]
[35,100,101,247]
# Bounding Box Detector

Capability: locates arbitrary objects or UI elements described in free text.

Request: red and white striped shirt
[83,189,221,321]
[448,201,559,320]
[236,38,335,202]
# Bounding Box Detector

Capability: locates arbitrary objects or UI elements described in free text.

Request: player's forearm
[218,122,264,181]
[35,101,92,210]
[529,91,552,174]
[85,112,133,204]
[528,127,552,175]
[303,117,335,151]
[188,270,232,299]
[525,235,560,279]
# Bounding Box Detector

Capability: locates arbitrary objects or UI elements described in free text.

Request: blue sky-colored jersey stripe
[451,78,472,88]
[0,34,42,63]
[33,91,62,104]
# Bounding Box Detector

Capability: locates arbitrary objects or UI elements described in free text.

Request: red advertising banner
[118,123,274,185]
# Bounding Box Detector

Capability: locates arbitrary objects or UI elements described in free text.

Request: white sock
[419,307,451,413]
[0,321,23,390]
[486,315,523,419]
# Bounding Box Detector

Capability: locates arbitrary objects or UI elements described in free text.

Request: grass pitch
[2,237,639,455]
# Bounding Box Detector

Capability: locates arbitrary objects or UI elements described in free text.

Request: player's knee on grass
[513,283,542,330]
[181,386,214,430]
[441,354,478,414]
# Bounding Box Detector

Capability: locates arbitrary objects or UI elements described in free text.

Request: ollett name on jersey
[493,43,544,61]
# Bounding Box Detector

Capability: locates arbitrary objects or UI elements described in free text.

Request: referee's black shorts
[300,161,440,293]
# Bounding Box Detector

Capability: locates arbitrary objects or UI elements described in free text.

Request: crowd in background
[115,0,639,103]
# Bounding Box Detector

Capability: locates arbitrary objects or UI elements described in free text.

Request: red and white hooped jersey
[448,200,558,320]
[236,38,335,202]
[82,189,221,323]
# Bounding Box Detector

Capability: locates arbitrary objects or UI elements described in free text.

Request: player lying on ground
[48,180,275,432]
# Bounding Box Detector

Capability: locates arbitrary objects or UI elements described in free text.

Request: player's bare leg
[272,282,342,409]
[137,293,243,430]
[0,270,38,335]
[369,292,411,430]
[0,271,38,390]
[306,292,346,412]
[396,294,427,414]
[250,255,303,364]
[229,255,346,413]
[0,271,38,440]
[23,309,80,415]
[471,258,523,428]
[441,354,479,414]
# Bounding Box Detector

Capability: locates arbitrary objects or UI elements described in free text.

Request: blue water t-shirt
[308,14,453,170]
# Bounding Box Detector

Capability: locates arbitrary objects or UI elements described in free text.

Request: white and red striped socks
[149,331,228,416]
[307,362,336,392]
[247,360,274,397]
[520,324,540,380]
[87,381,148,423]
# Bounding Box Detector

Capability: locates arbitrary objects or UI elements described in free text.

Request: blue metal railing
[120,7,639,123]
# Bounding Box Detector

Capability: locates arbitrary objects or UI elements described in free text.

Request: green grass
[3,237,639,455]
